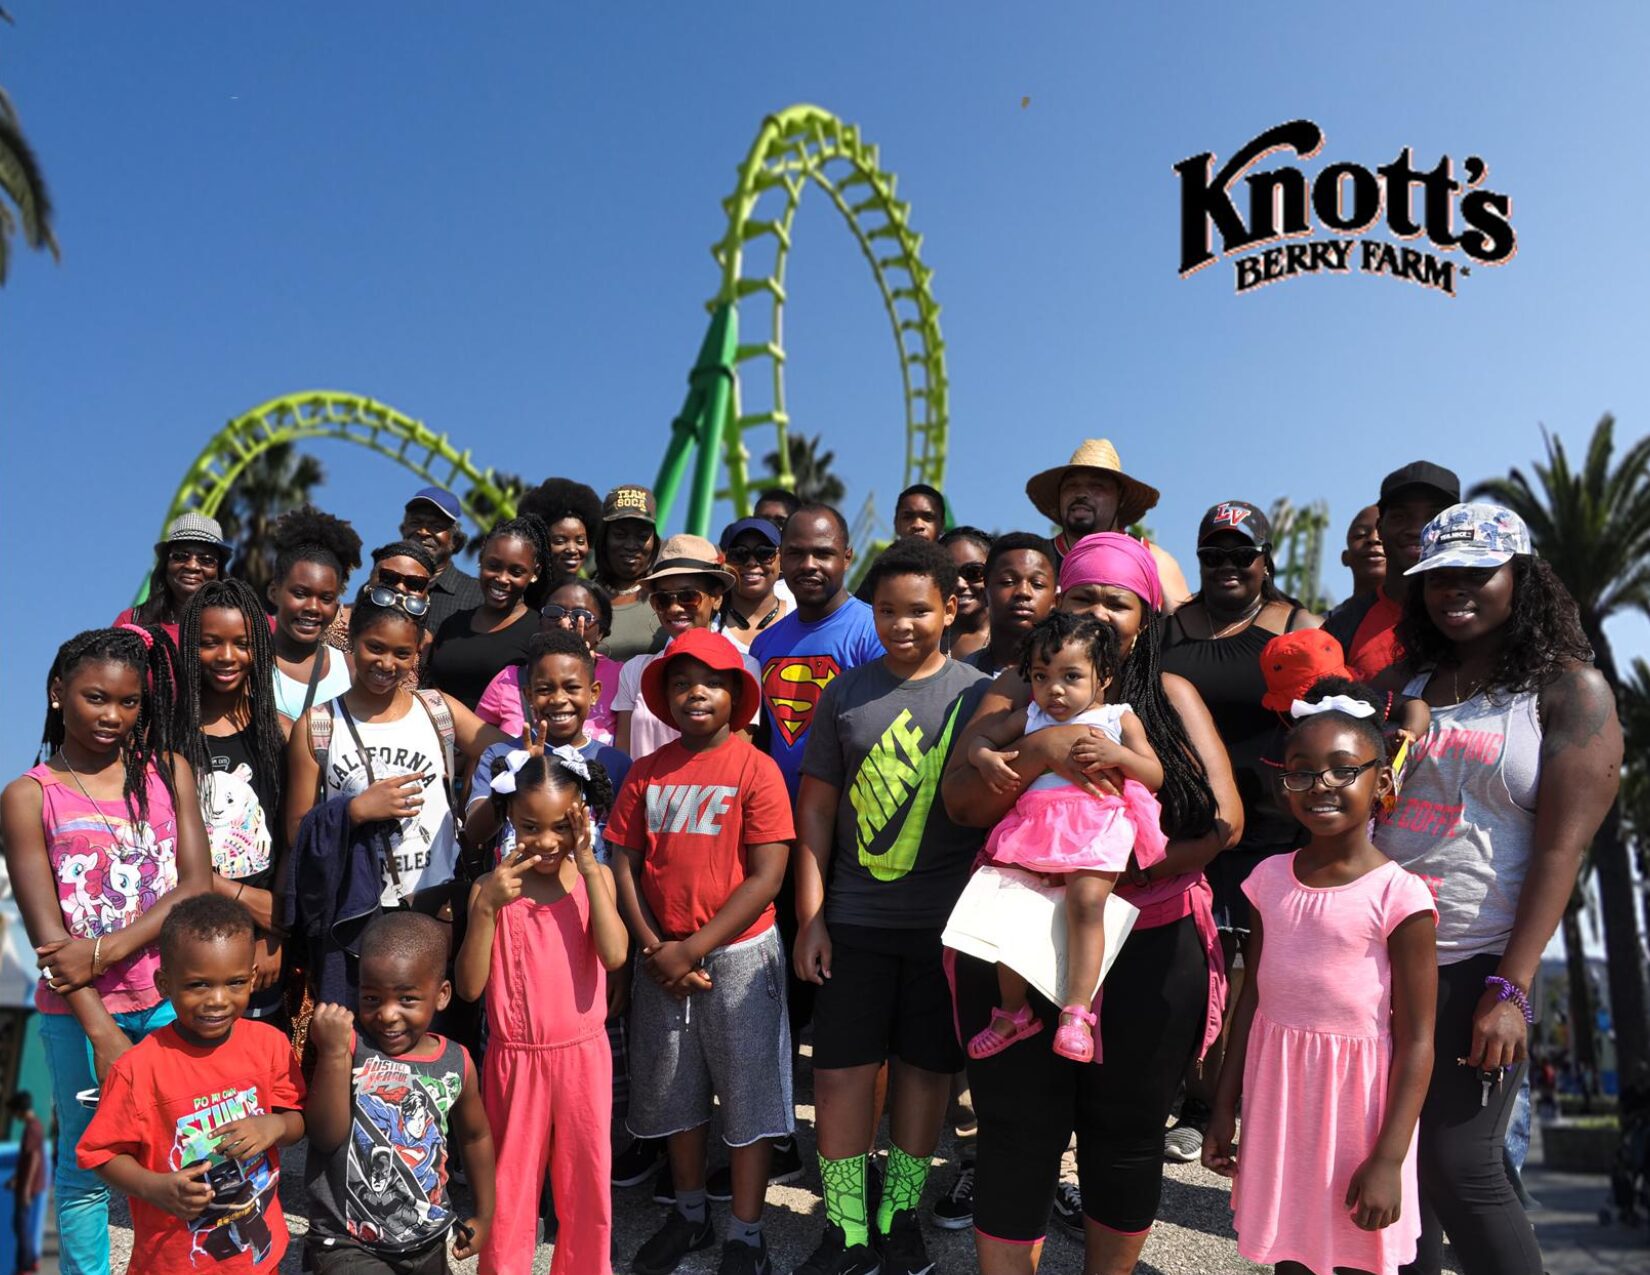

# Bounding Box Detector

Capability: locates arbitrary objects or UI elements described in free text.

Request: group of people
[1,440,1623,1275]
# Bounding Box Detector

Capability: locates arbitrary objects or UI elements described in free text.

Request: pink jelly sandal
[967,1003,1045,1060]
[1052,1004,1099,1063]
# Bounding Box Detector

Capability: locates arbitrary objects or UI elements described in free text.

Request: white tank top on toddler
[1025,700,1129,792]
[317,695,459,907]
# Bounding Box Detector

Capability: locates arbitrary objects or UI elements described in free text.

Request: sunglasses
[167,547,221,567]
[542,604,598,626]
[1196,545,1266,571]
[725,543,779,567]
[1279,759,1379,793]
[957,562,987,584]
[366,585,430,617]
[374,568,430,594]
[650,588,707,611]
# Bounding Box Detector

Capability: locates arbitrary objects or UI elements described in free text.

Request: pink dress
[1233,853,1437,1275]
[984,702,1167,874]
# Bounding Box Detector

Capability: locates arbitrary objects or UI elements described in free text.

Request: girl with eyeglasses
[1157,500,1324,1163]
[941,526,993,662]
[267,507,363,723]
[475,579,624,745]
[1205,684,1438,1275]
[716,517,789,645]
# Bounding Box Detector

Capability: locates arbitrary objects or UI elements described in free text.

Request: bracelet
[1485,975,1534,1024]
[235,882,246,902]
[91,935,104,978]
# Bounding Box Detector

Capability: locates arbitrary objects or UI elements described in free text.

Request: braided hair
[480,513,553,609]
[40,626,183,823]
[370,539,438,575]
[1017,612,1120,686]
[1117,613,1216,840]
[270,506,363,591]
[176,580,285,819]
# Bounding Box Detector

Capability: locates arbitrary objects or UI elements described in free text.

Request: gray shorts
[626,925,794,1147]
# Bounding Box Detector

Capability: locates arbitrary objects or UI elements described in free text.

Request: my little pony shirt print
[202,762,273,881]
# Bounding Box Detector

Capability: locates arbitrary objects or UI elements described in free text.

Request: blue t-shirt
[750,596,885,799]
[468,736,632,864]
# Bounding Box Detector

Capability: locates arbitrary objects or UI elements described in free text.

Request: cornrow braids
[1120,614,1216,840]
[370,540,438,574]
[41,625,183,824]
[1017,612,1120,686]
[494,751,617,823]
[270,505,363,591]
[176,581,286,820]
[483,513,553,609]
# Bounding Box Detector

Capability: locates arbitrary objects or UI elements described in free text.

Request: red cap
[1259,630,1353,712]
[641,628,761,734]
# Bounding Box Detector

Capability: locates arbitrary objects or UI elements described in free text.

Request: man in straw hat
[1024,439,1192,609]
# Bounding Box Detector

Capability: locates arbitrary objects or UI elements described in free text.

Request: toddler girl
[1204,685,1437,1275]
[966,612,1167,1063]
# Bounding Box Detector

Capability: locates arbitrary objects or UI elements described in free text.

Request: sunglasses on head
[650,587,707,611]
[167,547,220,567]
[375,568,430,594]
[725,543,779,567]
[1196,545,1267,571]
[957,562,987,584]
[542,604,598,625]
[366,585,430,617]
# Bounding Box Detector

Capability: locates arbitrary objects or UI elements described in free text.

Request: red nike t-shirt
[606,734,795,944]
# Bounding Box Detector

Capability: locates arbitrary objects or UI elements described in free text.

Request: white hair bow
[549,745,591,781]
[1290,695,1378,720]
[488,744,592,796]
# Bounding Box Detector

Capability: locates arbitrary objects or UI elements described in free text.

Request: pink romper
[480,876,613,1275]
[1232,853,1437,1275]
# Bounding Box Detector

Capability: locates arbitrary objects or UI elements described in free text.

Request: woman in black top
[177,580,291,1019]
[1158,500,1319,1158]
[428,515,550,709]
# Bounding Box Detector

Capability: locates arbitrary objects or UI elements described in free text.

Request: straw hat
[1024,439,1161,530]
[641,533,736,591]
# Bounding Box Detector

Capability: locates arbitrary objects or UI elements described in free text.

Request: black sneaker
[651,1162,676,1205]
[1051,1180,1084,1237]
[877,1209,933,1275]
[720,1235,772,1275]
[930,1158,974,1230]
[613,1136,667,1187]
[632,1210,715,1275]
[791,1223,881,1275]
[707,1134,807,1201]
[1163,1098,1210,1163]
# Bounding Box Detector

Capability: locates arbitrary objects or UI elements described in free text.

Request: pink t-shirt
[475,655,622,746]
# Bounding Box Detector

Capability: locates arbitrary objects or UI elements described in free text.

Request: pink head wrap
[1059,532,1164,612]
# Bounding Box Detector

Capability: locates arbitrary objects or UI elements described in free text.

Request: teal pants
[39,1001,177,1275]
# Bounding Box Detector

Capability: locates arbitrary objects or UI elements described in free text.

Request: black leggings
[1402,954,1541,1275]
[960,915,1207,1241]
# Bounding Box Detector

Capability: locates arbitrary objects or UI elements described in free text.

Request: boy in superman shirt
[78,895,305,1271]
[607,627,795,1275]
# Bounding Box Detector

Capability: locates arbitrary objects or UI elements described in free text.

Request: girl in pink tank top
[455,745,628,1275]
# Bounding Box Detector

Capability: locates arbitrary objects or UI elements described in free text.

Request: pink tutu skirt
[984,780,1168,874]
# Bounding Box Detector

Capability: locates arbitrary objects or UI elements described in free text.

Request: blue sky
[5,0,1647,826]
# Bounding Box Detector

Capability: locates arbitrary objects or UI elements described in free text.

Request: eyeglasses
[650,588,707,611]
[725,543,779,567]
[1279,760,1379,793]
[542,604,598,626]
[168,547,221,567]
[374,568,430,594]
[366,585,430,617]
[1196,545,1266,571]
[957,563,988,584]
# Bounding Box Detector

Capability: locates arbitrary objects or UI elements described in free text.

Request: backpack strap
[414,689,457,785]
[307,701,336,803]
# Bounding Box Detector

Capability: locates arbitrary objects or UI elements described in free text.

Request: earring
[50,701,59,709]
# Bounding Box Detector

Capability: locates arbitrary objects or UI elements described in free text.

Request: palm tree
[1472,414,1650,1079]
[1620,658,1650,945]
[218,443,326,596]
[763,433,846,507]
[0,78,61,284]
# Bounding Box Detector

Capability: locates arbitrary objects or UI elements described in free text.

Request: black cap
[1379,461,1460,510]
[1197,500,1271,547]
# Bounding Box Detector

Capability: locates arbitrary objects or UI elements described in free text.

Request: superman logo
[762,655,843,748]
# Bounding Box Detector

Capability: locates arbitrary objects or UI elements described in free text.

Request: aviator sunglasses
[650,587,708,611]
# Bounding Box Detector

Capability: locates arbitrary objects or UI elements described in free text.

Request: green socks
[876,1143,932,1235]
[819,1153,870,1248]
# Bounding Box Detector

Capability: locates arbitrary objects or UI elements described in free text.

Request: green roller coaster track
[148,105,948,593]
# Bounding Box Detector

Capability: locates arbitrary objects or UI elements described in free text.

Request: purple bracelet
[1485,975,1534,1024]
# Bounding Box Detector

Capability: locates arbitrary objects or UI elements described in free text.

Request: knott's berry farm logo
[1175,120,1516,297]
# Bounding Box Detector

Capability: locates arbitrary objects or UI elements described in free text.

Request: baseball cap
[640,628,761,733]
[1404,502,1533,576]
[602,485,658,524]
[1378,462,1460,510]
[1196,501,1271,547]
[1259,630,1353,712]
[719,516,782,550]
[405,486,462,524]
[158,513,231,559]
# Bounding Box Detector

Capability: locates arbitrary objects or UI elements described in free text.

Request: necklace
[58,749,128,849]
[1451,664,1486,704]
[725,598,782,633]
[1206,595,1265,639]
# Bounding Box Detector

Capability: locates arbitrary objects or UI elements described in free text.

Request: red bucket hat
[1259,629,1353,712]
[641,628,761,734]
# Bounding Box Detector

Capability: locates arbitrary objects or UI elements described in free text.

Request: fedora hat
[1025,439,1161,530]
[642,533,736,591]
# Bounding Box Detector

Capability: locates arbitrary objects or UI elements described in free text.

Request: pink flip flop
[968,1003,1045,1060]
[1052,1005,1099,1063]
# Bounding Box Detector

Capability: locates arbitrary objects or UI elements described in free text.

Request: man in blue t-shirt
[751,504,885,801]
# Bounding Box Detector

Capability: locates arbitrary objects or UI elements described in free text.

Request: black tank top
[1160,605,1299,853]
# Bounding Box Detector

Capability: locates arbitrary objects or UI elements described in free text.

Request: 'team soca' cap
[1405,502,1533,576]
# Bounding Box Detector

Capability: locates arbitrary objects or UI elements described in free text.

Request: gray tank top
[1373,672,1541,963]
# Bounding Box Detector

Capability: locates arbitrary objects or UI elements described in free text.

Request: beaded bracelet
[1485,975,1534,1024]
